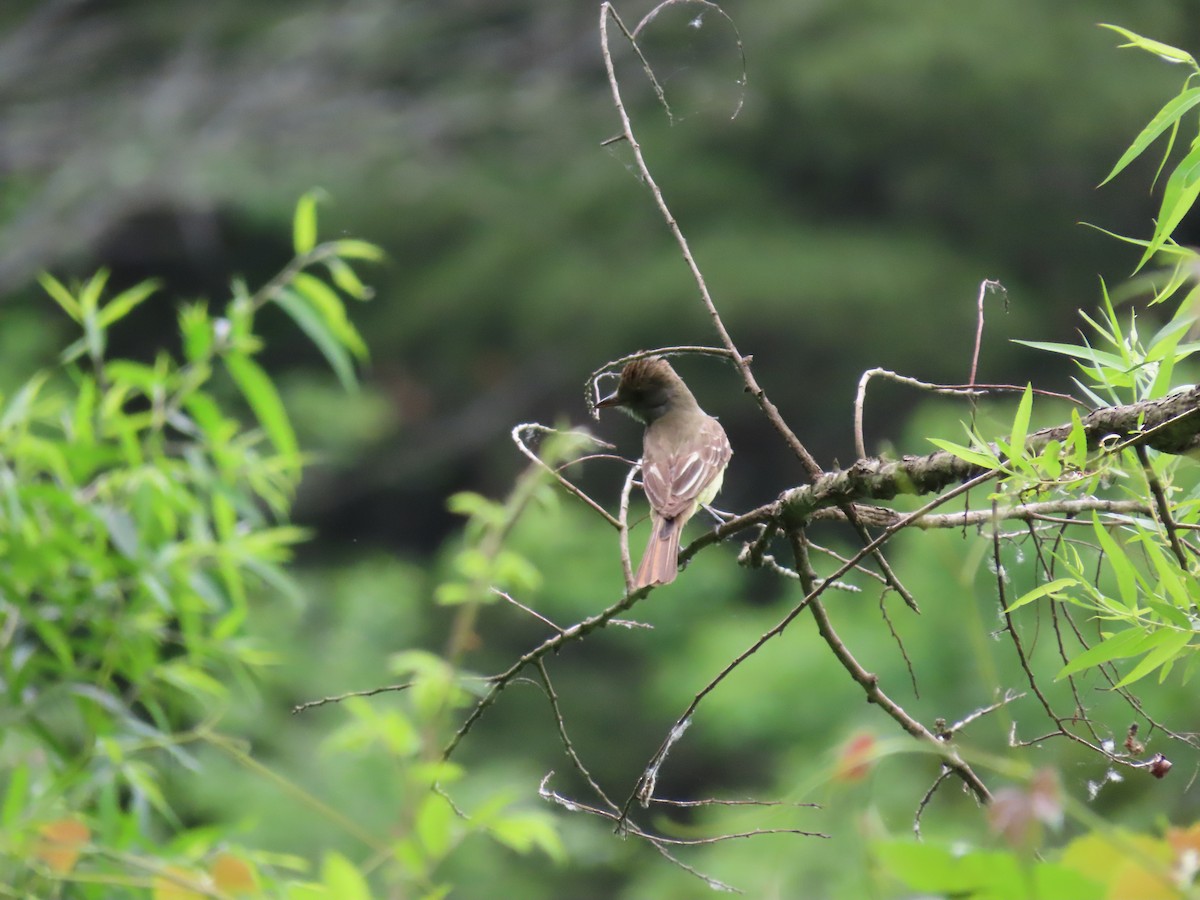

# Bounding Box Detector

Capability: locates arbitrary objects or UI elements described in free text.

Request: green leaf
[1099,24,1198,68]
[1,763,29,831]
[1092,515,1139,609]
[324,258,373,300]
[321,852,372,900]
[293,191,320,256]
[1013,340,1128,370]
[1009,384,1033,456]
[38,272,82,322]
[1101,87,1200,185]
[276,290,357,391]
[1056,628,1156,680]
[927,438,999,470]
[331,239,385,261]
[96,279,161,328]
[1005,577,1078,612]
[77,268,111,316]
[224,352,300,466]
[488,811,565,862]
[0,372,49,433]
[1038,439,1062,478]
[1113,629,1193,688]
[291,272,368,359]
[1138,142,1200,271]
[416,794,456,860]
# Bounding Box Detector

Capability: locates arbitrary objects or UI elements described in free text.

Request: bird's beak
[596,391,621,410]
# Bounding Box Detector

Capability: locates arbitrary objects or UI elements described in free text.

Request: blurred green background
[4,1,1199,896]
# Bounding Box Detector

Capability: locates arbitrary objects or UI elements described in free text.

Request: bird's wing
[642,416,732,520]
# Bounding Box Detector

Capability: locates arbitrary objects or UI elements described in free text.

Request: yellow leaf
[152,866,207,900]
[35,818,90,874]
[211,852,258,894]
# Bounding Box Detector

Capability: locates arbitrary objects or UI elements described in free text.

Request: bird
[597,357,732,588]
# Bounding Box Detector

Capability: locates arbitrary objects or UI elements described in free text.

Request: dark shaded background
[4,1,1198,895]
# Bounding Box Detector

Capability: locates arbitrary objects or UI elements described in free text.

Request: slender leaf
[331,238,384,261]
[1138,142,1200,271]
[1113,629,1193,688]
[291,272,368,359]
[325,257,372,300]
[77,268,111,316]
[1005,577,1079,613]
[927,438,1000,470]
[224,352,299,465]
[1101,87,1200,185]
[1099,24,1198,68]
[97,279,161,328]
[1009,385,1033,456]
[1092,514,1138,608]
[1056,628,1157,680]
[293,192,320,256]
[37,273,82,322]
[276,290,357,391]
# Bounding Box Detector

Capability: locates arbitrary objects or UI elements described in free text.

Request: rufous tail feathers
[635,514,681,588]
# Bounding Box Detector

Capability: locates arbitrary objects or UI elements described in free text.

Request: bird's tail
[635,514,681,588]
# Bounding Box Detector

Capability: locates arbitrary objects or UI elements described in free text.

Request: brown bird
[597,357,732,587]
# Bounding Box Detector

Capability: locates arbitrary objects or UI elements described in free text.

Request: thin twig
[1135,444,1190,567]
[512,423,621,528]
[792,530,992,804]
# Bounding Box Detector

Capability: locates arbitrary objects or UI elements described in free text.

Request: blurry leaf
[157,661,229,700]
[98,505,140,560]
[0,371,48,433]
[446,491,504,526]
[325,257,373,300]
[77,268,110,316]
[294,191,320,256]
[1063,832,1175,900]
[73,373,97,444]
[493,550,541,593]
[434,582,474,605]
[1,763,29,831]
[276,290,357,391]
[416,793,456,860]
[873,841,969,893]
[331,239,385,261]
[152,866,206,900]
[291,272,368,359]
[833,732,878,783]
[31,617,74,668]
[38,272,82,322]
[321,852,373,900]
[179,303,214,363]
[35,818,90,874]
[224,352,300,466]
[487,810,565,862]
[96,279,160,328]
[211,852,259,894]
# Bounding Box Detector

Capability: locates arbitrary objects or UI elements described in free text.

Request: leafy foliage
[0,197,383,896]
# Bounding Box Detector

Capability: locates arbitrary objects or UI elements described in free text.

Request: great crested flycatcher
[597,357,732,588]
